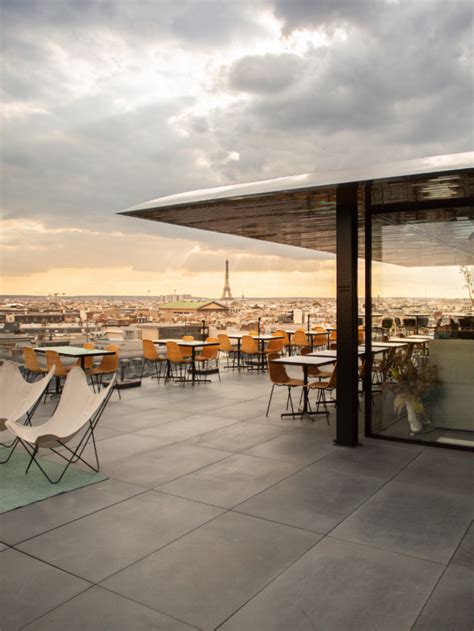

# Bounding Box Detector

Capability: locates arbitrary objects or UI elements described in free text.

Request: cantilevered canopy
[120,152,474,267]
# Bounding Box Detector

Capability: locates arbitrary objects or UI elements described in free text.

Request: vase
[405,399,422,434]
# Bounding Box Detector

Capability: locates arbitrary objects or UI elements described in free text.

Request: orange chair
[23,347,48,381]
[140,339,166,384]
[310,365,337,423]
[88,345,121,398]
[217,333,238,367]
[273,330,291,354]
[165,341,192,385]
[264,337,284,355]
[75,342,96,370]
[241,335,265,370]
[300,346,332,380]
[266,352,305,416]
[311,332,328,349]
[358,326,365,343]
[292,329,309,353]
[44,350,73,399]
[180,335,194,358]
[195,338,220,381]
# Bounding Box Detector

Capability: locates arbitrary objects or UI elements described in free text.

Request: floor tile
[17,491,222,582]
[0,548,89,631]
[313,439,423,480]
[395,448,474,496]
[332,480,474,563]
[101,407,188,433]
[245,429,336,464]
[106,443,231,488]
[220,537,443,631]
[159,453,301,508]
[450,521,474,571]
[103,511,319,629]
[236,464,384,533]
[186,421,288,452]
[0,478,145,545]
[412,565,474,630]
[23,585,195,630]
[136,414,240,443]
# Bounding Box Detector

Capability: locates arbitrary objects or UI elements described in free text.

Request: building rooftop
[2,370,472,629]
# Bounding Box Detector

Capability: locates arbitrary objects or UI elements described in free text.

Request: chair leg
[139,358,147,381]
[266,384,275,416]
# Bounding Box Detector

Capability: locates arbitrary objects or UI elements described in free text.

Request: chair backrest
[6,367,115,444]
[300,346,321,376]
[182,335,194,341]
[358,326,365,342]
[247,330,258,337]
[0,361,55,423]
[267,352,290,384]
[143,339,160,361]
[330,329,337,341]
[382,318,393,329]
[266,337,284,353]
[403,318,416,327]
[45,351,69,377]
[241,335,258,354]
[312,326,327,333]
[312,333,327,347]
[273,330,290,346]
[166,341,185,362]
[293,330,308,346]
[80,342,96,370]
[200,338,219,359]
[23,347,43,372]
[96,345,119,373]
[218,334,233,352]
[327,365,337,388]
[417,317,429,327]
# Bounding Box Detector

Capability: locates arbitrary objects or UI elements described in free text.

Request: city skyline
[1,1,472,296]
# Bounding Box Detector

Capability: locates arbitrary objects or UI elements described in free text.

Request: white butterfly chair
[5,367,115,484]
[0,361,55,463]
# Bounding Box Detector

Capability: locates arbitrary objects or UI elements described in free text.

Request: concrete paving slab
[332,480,474,564]
[1,548,90,631]
[102,511,320,630]
[17,491,222,582]
[159,453,301,508]
[220,537,443,631]
[22,585,196,631]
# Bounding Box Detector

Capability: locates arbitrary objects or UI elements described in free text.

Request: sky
[1,0,473,298]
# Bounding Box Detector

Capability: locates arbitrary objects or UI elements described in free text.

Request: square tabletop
[389,336,431,343]
[153,339,219,347]
[309,347,385,358]
[270,355,336,368]
[35,346,115,358]
[227,333,283,341]
[366,341,408,348]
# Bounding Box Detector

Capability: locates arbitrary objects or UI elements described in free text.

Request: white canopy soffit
[120,152,474,267]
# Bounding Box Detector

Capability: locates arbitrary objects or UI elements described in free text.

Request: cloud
[1,0,472,294]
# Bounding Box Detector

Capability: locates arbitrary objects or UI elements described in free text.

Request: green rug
[0,447,107,513]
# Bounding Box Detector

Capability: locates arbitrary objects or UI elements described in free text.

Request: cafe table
[227,333,284,369]
[35,346,115,370]
[283,329,331,352]
[270,355,336,420]
[309,346,386,359]
[154,339,220,384]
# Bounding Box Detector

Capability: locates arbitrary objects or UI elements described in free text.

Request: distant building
[158,301,228,314]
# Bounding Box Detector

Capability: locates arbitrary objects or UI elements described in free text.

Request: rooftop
[2,370,472,629]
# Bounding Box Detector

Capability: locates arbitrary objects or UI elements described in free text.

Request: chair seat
[275,378,305,387]
[308,380,332,390]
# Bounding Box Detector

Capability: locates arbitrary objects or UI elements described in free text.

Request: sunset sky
[1,0,472,297]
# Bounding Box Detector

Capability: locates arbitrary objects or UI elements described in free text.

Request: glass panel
[369,207,474,448]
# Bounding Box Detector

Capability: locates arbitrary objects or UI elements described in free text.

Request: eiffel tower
[221,259,232,300]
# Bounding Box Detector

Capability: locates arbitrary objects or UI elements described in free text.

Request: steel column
[336,183,360,446]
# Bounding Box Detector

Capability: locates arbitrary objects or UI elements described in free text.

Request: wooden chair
[195,338,220,381]
[140,339,166,384]
[165,341,192,386]
[23,347,48,382]
[266,352,305,416]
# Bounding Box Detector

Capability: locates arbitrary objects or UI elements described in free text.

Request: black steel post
[336,182,360,446]
[364,183,373,437]
[257,317,261,336]
[307,313,311,334]
[201,320,206,342]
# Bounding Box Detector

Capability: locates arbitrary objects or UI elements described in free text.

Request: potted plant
[386,354,436,435]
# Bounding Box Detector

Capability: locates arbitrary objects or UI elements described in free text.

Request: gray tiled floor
[1,370,472,630]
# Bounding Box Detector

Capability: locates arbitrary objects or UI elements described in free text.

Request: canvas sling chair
[0,361,55,462]
[5,367,115,484]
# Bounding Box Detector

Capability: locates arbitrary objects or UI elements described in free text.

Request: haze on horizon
[1,0,472,298]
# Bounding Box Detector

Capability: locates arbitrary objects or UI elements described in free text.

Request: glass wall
[368,206,474,449]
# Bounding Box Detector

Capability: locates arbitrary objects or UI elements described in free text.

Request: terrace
[2,369,473,630]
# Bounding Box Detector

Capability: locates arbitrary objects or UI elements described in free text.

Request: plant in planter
[386,354,436,435]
